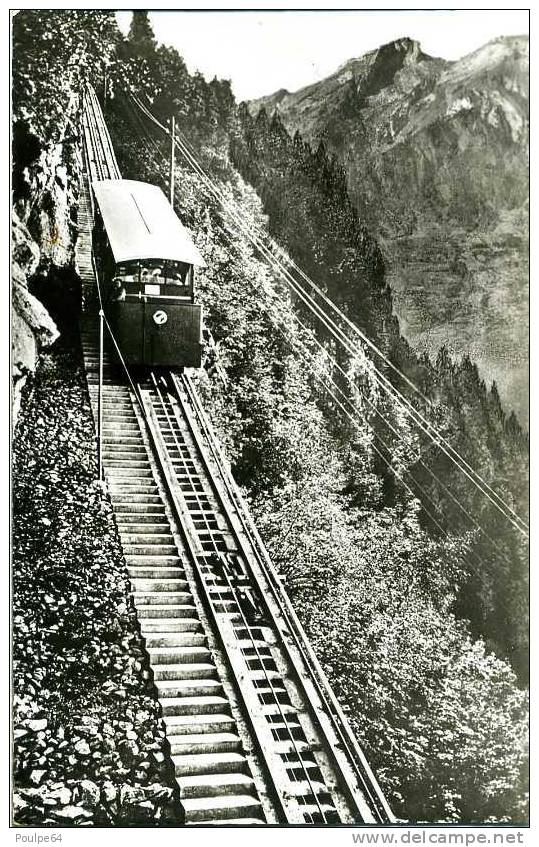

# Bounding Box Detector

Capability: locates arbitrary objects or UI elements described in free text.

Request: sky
[116,9,529,102]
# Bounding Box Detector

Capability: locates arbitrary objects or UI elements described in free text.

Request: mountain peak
[337,36,429,73]
[332,36,437,104]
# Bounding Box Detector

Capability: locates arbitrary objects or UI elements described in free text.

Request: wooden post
[98,308,104,481]
[169,115,175,207]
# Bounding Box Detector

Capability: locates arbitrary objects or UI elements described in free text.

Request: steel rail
[149,373,334,821]
[150,375,330,823]
[137,373,302,823]
[176,371,396,824]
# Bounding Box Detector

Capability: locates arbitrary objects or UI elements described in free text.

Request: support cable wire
[123,106,511,573]
[128,92,528,537]
[253,283,508,556]
[210,213,502,578]
[161,101,528,535]
[204,208,511,602]
[173,128,528,537]
[124,108,517,564]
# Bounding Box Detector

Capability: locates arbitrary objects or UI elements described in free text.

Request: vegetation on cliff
[12,348,181,825]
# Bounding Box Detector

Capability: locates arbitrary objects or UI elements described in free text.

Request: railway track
[76,84,396,826]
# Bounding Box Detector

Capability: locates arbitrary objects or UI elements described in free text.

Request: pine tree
[127,10,156,61]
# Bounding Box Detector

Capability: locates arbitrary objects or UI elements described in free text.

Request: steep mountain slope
[249,36,529,423]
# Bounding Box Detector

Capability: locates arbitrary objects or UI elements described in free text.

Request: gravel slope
[12,343,183,826]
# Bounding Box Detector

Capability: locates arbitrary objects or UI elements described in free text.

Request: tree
[127,10,156,60]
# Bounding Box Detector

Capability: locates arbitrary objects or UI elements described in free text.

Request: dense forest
[12,10,529,824]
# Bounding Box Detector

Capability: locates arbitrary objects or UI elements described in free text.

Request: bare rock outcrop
[12,213,58,423]
[12,96,82,425]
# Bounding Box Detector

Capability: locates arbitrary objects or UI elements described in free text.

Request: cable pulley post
[169,114,175,207]
[97,307,104,481]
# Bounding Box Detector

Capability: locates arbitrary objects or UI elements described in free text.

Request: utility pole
[98,308,104,481]
[169,115,175,207]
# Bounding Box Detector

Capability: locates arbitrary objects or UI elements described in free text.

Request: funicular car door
[142,299,202,368]
[109,299,144,365]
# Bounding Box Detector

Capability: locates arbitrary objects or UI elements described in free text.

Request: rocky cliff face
[249,35,529,423]
[12,96,83,423]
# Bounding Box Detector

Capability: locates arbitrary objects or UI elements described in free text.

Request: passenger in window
[111,277,126,302]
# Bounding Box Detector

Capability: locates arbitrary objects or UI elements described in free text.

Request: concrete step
[103,442,145,451]
[147,645,211,664]
[160,696,229,717]
[106,460,150,469]
[187,817,265,826]
[182,794,262,823]
[137,604,197,619]
[119,526,173,538]
[111,494,163,504]
[104,446,147,456]
[122,545,179,556]
[119,522,171,534]
[134,592,193,606]
[115,508,167,518]
[111,485,160,495]
[173,752,247,777]
[107,468,154,478]
[153,663,218,681]
[103,426,141,435]
[104,455,149,464]
[130,578,189,592]
[162,712,234,732]
[144,632,206,649]
[168,733,241,756]
[122,542,178,556]
[124,547,181,559]
[127,559,183,571]
[127,567,185,580]
[140,618,200,633]
[177,772,255,800]
[155,678,223,698]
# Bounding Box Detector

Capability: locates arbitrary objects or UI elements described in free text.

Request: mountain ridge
[247,34,529,424]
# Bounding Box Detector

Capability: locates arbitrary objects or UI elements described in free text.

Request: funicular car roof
[92,179,206,267]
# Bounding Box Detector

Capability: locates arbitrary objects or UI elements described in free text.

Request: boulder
[51,805,93,822]
[25,718,48,732]
[74,739,90,756]
[47,787,72,806]
[119,785,145,807]
[29,769,47,786]
[79,780,100,808]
